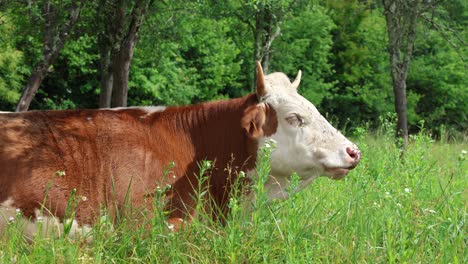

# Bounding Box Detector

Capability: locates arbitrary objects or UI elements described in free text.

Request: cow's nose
[346,146,361,166]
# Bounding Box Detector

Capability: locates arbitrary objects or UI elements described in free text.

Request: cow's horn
[256,61,266,98]
[291,70,302,90]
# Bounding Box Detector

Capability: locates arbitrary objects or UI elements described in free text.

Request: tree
[243,1,302,73]
[207,0,303,92]
[15,0,84,112]
[382,0,441,149]
[252,1,282,73]
[97,0,153,108]
[408,0,467,137]
[321,1,394,130]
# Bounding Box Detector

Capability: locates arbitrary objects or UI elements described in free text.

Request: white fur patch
[138,106,167,113]
[107,106,167,119]
[0,198,92,241]
[108,106,166,113]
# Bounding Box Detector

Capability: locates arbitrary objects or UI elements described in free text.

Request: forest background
[0,0,466,138]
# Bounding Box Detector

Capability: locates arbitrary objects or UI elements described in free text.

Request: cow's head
[242,62,361,199]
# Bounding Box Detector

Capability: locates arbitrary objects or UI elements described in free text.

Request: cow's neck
[254,172,318,201]
[164,94,260,203]
[180,93,258,164]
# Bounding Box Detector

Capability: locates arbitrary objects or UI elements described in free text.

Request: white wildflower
[81,196,88,202]
[404,188,411,193]
[264,139,277,149]
[55,170,66,177]
[229,197,238,209]
[37,216,43,223]
[100,214,111,225]
[460,150,467,160]
[396,203,402,208]
[422,208,436,214]
[239,171,246,178]
[8,216,14,222]
[15,208,21,214]
[204,160,212,168]
[167,224,175,231]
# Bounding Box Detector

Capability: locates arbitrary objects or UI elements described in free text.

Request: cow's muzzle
[346,146,361,168]
[324,146,361,179]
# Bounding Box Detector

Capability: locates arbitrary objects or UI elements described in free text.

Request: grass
[0,127,466,263]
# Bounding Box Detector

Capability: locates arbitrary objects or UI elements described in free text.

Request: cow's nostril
[346,146,360,160]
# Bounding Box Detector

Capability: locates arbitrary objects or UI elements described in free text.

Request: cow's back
[0,109,172,224]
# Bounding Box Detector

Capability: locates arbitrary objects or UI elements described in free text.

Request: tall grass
[1,126,466,263]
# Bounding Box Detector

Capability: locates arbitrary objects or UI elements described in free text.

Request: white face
[259,73,361,183]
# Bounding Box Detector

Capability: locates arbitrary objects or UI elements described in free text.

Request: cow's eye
[286,114,305,127]
[297,115,306,126]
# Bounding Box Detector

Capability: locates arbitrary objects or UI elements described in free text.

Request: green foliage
[0,47,24,110]
[0,0,465,135]
[409,25,468,136]
[270,4,335,104]
[0,13,28,110]
[32,34,99,110]
[129,9,242,106]
[322,2,395,129]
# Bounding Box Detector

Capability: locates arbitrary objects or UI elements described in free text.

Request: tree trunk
[383,0,420,150]
[109,24,140,108]
[253,12,264,68]
[253,8,279,74]
[392,74,409,148]
[15,1,83,112]
[98,50,113,108]
[252,7,281,91]
[106,0,150,108]
[262,25,279,74]
[253,29,262,65]
[15,63,51,112]
[99,70,113,108]
[111,41,134,107]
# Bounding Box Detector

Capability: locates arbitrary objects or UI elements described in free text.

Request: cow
[0,62,361,238]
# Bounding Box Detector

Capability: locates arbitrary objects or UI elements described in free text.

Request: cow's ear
[241,104,266,139]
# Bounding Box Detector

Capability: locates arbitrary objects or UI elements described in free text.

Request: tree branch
[420,14,466,63]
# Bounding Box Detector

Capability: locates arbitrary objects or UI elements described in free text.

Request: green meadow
[1,126,466,263]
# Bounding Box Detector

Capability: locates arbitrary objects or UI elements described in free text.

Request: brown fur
[0,94,278,227]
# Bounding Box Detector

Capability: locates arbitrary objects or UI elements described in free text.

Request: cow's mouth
[324,166,353,180]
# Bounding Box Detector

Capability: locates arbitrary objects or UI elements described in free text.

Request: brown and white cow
[0,62,360,237]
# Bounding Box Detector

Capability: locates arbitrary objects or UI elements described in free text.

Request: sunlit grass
[1,127,466,263]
